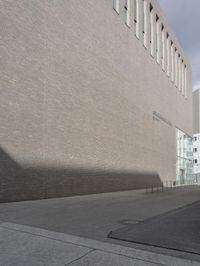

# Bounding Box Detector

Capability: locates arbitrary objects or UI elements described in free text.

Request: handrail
[145,179,198,193]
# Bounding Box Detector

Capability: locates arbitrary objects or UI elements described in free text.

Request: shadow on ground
[108,201,200,255]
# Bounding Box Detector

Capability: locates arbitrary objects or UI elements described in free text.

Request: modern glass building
[176,128,193,185]
[193,89,200,183]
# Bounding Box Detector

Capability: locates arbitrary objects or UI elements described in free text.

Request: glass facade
[176,128,193,185]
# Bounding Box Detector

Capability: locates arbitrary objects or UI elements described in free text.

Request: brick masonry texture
[0,0,192,202]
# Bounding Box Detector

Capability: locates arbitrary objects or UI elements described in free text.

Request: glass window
[181,60,185,96]
[135,0,140,38]
[171,41,174,82]
[184,65,187,99]
[134,0,137,23]
[125,0,130,26]
[174,48,178,87]
[113,0,119,13]
[178,55,182,92]
[150,4,154,56]
[161,25,165,71]
[156,15,160,64]
[143,0,147,47]
[166,34,170,76]
[176,128,194,185]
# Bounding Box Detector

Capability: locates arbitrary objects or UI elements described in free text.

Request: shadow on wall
[0,147,162,203]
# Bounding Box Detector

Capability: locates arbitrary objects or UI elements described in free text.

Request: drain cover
[118,219,142,225]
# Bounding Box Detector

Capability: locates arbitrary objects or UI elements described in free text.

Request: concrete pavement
[0,186,200,242]
[1,186,200,264]
[109,200,200,255]
[0,222,199,266]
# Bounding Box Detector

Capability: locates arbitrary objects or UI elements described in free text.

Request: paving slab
[1,187,200,262]
[0,222,199,266]
[67,250,158,266]
[0,226,91,266]
[109,200,200,255]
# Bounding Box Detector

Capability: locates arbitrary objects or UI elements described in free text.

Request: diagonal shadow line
[0,146,162,203]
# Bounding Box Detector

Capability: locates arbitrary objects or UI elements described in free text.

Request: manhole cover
[118,219,142,225]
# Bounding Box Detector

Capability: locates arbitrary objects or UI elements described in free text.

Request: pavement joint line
[141,199,200,224]
[113,238,200,257]
[66,250,166,266]
[0,222,197,266]
[0,224,94,250]
[0,224,165,266]
[64,249,95,266]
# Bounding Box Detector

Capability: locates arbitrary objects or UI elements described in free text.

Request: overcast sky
[159,0,200,90]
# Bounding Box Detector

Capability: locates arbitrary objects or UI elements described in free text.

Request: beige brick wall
[0,0,192,202]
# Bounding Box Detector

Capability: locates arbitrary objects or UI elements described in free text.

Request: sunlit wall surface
[0,0,193,202]
[176,129,193,184]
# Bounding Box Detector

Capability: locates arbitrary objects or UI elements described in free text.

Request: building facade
[193,89,200,134]
[176,129,193,185]
[193,133,200,175]
[193,89,200,181]
[0,0,193,202]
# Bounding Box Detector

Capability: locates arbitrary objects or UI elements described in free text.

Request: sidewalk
[0,222,199,266]
[1,187,200,264]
